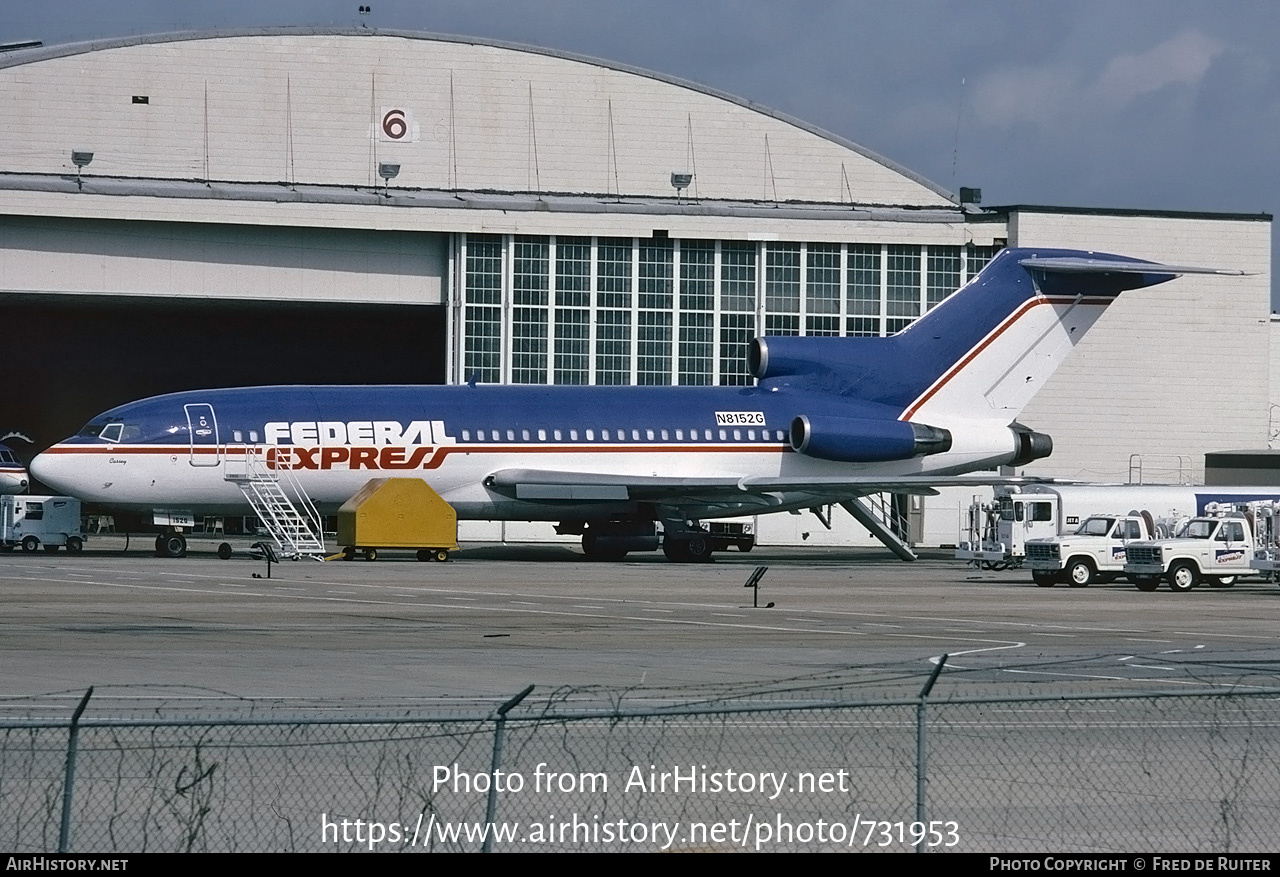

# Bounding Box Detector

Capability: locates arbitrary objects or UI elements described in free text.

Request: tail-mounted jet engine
[1010,424,1053,466]
[789,415,952,463]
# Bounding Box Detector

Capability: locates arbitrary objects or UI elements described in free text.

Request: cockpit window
[78,420,144,443]
[0,449,16,464]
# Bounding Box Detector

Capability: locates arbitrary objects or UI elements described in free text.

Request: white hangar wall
[0,30,949,205]
[0,215,445,305]
[1011,209,1272,485]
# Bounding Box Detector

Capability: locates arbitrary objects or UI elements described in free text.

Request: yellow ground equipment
[337,478,458,562]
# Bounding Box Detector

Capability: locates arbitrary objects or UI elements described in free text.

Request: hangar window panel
[679,240,715,384]
[965,244,1000,280]
[927,246,961,310]
[679,311,714,385]
[679,241,715,311]
[554,308,590,385]
[639,239,674,310]
[556,237,592,307]
[595,239,632,383]
[637,310,673,385]
[886,244,921,334]
[554,236,592,385]
[719,241,757,313]
[765,244,801,315]
[719,312,756,386]
[805,243,841,336]
[846,317,880,336]
[846,244,882,336]
[764,314,800,335]
[595,310,631,385]
[511,236,550,384]
[596,238,633,309]
[463,234,503,383]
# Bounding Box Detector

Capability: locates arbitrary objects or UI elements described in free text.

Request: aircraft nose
[30,448,75,495]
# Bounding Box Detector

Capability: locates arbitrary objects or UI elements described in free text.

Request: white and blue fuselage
[31,382,1023,521]
[33,248,1217,540]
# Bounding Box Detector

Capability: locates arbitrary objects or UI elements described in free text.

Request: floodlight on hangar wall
[378,162,400,198]
[671,172,693,203]
[71,151,93,191]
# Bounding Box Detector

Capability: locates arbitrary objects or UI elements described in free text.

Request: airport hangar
[0,28,1272,549]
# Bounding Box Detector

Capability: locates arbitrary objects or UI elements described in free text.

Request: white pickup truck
[1025,514,1155,587]
[1124,514,1254,592]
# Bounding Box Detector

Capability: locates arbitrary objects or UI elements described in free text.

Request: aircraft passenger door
[185,403,222,467]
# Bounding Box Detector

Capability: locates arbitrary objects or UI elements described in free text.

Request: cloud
[971,29,1225,129]
[1094,29,1225,106]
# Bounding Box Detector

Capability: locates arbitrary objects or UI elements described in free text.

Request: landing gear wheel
[1168,561,1198,592]
[663,535,714,563]
[217,542,233,560]
[1066,559,1095,588]
[66,537,83,554]
[1209,576,1237,588]
[363,548,377,562]
[1032,570,1058,587]
[1134,576,1160,592]
[158,533,187,558]
[21,536,39,553]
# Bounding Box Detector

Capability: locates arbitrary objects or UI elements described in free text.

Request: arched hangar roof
[0,28,953,207]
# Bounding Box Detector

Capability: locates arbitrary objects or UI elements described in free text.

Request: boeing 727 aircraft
[31,248,1233,561]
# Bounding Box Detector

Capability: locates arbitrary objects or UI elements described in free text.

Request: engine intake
[790,415,952,463]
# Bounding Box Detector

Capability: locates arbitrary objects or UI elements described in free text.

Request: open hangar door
[5,293,446,478]
[0,216,448,474]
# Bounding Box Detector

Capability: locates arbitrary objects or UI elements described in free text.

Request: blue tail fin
[749,247,1199,421]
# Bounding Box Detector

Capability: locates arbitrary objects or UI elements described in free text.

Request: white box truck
[0,495,84,553]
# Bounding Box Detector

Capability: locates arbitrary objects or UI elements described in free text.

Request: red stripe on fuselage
[40,443,794,472]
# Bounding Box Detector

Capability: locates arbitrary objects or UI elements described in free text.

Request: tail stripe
[900,295,1114,421]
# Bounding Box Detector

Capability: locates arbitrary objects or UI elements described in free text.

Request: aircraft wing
[484,468,1047,504]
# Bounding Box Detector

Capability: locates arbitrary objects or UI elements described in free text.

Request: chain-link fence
[4,684,1280,852]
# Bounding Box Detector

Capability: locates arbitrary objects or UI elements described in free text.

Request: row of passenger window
[459,427,788,444]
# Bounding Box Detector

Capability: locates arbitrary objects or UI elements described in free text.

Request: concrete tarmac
[5,536,1280,711]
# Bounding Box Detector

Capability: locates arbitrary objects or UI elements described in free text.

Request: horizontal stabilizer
[1018,256,1244,276]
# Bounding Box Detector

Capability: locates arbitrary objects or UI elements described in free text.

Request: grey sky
[4,1,1277,301]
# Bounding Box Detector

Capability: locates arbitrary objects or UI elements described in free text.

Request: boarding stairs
[224,447,326,560]
[841,493,916,561]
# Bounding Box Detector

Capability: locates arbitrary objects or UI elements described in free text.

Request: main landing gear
[155,530,187,558]
[662,533,715,563]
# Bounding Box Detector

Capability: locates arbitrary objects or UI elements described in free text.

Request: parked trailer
[956,484,1280,567]
[0,495,83,553]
